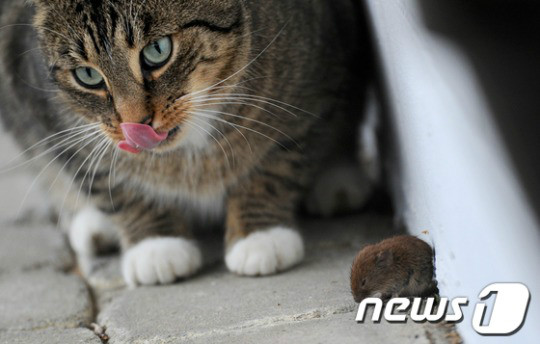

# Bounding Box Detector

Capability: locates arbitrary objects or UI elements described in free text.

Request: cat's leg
[224,158,306,276]
[112,200,202,287]
[73,188,202,287]
[69,206,120,258]
[67,205,122,277]
[305,160,373,217]
[306,88,381,217]
[69,196,201,287]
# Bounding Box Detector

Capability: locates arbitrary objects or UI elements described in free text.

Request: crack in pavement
[168,305,357,342]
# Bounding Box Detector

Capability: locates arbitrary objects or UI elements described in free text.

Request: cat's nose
[114,95,151,125]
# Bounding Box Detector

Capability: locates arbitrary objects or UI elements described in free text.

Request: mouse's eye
[142,36,172,69]
[361,278,367,287]
[73,67,105,89]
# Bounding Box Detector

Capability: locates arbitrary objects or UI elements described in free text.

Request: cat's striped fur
[0,0,368,285]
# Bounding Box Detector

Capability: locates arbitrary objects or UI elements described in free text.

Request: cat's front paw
[225,226,304,276]
[69,206,119,257]
[121,237,202,287]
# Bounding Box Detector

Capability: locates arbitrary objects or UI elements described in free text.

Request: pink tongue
[118,123,168,154]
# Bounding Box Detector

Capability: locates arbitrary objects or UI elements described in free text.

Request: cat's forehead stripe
[81,1,119,57]
[75,38,88,61]
[39,0,242,60]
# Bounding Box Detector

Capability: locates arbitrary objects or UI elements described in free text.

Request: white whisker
[194,116,236,166]
[16,131,102,218]
[59,134,108,215]
[191,93,317,118]
[177,21,289,101]
[188,111,291,151]
[0,123,99,170]
[1,125,101,174]
[108,147,120,210]
[46,131,104,192]
[193,110,254,155]
[15,46,44,59]
[74,140,107,207]
[87,139,112,196]
[0,23,71,42]
[81,139,111,207]
[184,118,231,169]
[191,100,282,119]
[190,95,304,119]
[192,108,297,145]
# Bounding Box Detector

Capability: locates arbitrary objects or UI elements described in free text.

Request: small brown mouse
[350,235,438,303]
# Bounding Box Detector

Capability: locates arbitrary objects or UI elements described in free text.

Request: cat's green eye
[73,67,105,89]
[142,36,172,68]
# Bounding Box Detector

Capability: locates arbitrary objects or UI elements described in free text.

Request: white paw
[306,162,372,217]
[69,206,119,257]
[225,226,304,276]
[121,237,202,287]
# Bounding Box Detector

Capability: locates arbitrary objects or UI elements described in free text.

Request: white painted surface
[365,1,540,342]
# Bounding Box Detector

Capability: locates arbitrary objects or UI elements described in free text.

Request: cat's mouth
[118,123,180,154]
[167,126,181,140]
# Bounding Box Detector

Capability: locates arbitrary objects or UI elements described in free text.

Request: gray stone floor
[0,132,459,343]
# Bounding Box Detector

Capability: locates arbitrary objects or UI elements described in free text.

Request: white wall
[365,1,540,342]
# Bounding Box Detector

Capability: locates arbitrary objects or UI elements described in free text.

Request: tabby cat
[0,0,368,286]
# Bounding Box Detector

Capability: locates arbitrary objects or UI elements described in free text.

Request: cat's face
[33,0,248,153]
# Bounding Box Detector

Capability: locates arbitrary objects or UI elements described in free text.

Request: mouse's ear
[376,250,393,266]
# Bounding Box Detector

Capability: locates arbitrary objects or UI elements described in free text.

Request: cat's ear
[26,0,49,28]
[26,0,46,8]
